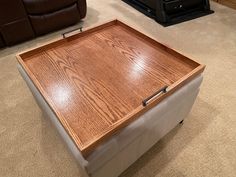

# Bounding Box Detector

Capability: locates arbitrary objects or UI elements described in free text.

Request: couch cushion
[1,18,34,45]
[0,0,27,25]
[29,4,80,35]
[22,0,78,14]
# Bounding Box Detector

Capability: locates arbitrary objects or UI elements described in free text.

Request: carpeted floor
[0,1,236,177]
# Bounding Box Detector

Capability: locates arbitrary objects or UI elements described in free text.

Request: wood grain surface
[17,20,204,157]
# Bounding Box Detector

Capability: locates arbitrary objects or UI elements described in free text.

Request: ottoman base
[18,64,203,177]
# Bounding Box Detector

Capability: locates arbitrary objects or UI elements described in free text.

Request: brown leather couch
[0,0,86,47]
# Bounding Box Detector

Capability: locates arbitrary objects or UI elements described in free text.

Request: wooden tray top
[17,20,205,157]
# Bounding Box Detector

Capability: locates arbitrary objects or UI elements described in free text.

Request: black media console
[123,0,214,26]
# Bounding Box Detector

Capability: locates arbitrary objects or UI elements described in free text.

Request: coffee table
[17,20,205,177]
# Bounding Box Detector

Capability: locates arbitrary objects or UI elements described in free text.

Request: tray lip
[16,19,205,157]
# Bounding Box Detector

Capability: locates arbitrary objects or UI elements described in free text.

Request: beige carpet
[0,1,236,177]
